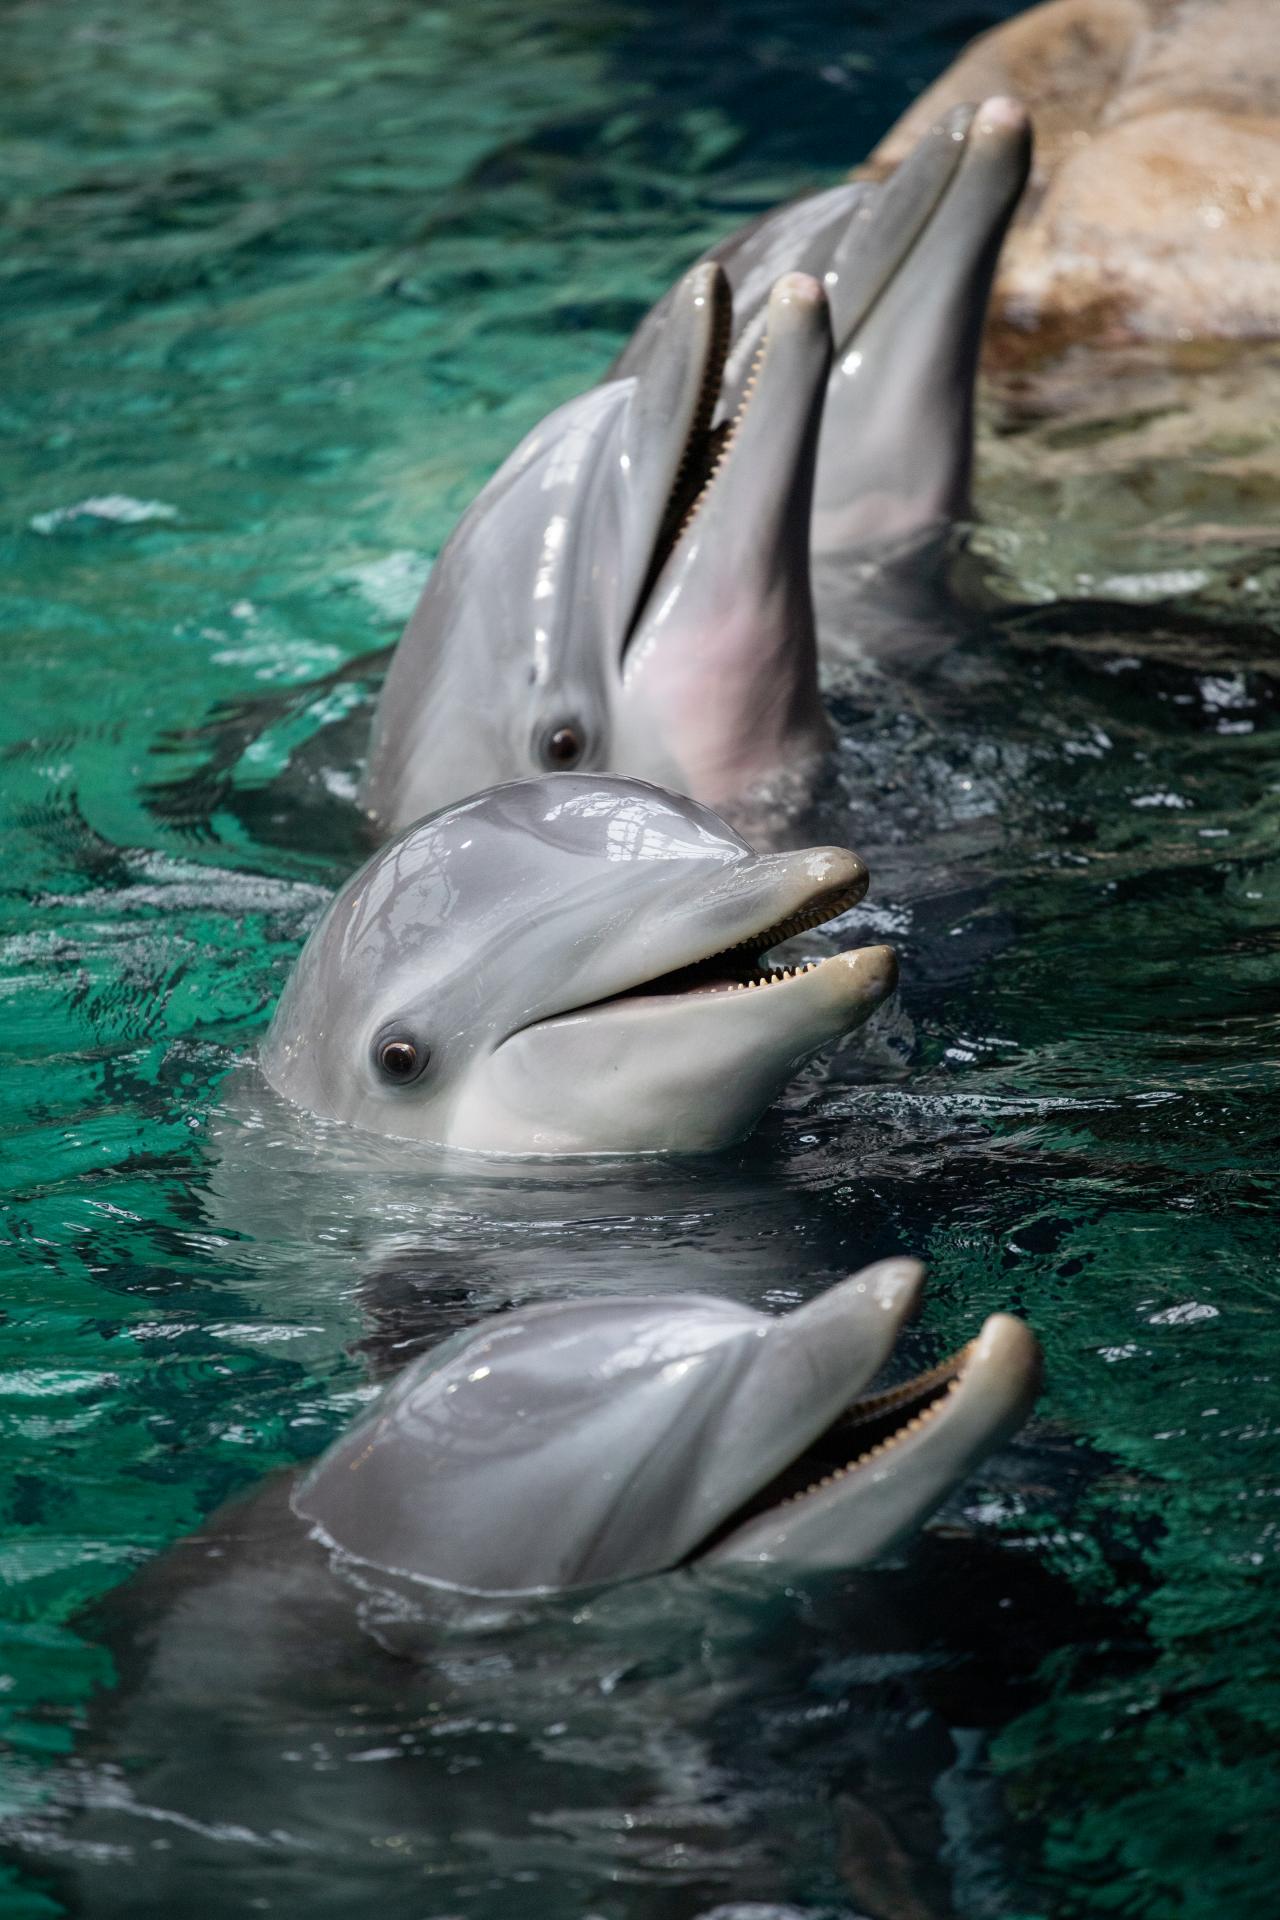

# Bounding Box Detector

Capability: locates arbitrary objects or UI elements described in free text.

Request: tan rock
[864,0,1280,358]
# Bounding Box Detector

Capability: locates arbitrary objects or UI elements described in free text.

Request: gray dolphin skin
[260,773,896,1155]
[361,268,834,837]
[295,1258,1042,1597]
[612,97,1032,644]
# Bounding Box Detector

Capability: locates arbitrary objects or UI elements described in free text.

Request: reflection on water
[1,0,1277,1915]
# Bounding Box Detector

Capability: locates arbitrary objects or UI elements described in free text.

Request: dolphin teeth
[713,881,864,966]
[661,330,770,558]
[768,1343,976,1513]
[657,880,866,1004]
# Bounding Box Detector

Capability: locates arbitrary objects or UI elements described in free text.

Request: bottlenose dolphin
[612,97,1032,655]
[260,773,896,1155]
[298,1258,1041,1598]
[13,1269,1053,1919]
[361,269,834,836]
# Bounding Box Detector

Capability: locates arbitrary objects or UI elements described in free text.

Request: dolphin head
[260,774,896,1156]
[612,97,1031,564]
[292,1259,1042,1597]
[361,269,834,836]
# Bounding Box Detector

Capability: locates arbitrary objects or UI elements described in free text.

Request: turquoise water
[2,1,1278,1914]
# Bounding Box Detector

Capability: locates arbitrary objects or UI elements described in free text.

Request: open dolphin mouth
[608,873,869,1003]
[535,868,884,1025]
[623,267,820,655]
[697,1340,974,1553]
[697,1311,1039,1565]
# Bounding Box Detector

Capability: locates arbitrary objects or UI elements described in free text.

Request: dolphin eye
[376,1037,426,1083]
[542,723,583,768]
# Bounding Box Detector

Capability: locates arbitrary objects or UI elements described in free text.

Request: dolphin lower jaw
[614,594,830,816]
[701,1313,1042,1569]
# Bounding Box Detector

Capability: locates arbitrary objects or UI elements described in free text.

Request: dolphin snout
[770,270,826,313]
[833,941,898,1007]
[757,270,833,368]
[973,94,1030,139]
[967,95,1033,177]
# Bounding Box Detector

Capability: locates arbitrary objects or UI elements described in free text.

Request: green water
[2,0,1278,1914]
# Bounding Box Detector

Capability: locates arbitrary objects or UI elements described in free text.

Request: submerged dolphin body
[612,97,1032,658]
[298,1259,1042,1598]
[362,270,835,836]
[260,773,896,1156]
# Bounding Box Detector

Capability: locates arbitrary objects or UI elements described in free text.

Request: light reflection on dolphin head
[293,1259,1042,1597]
[361,269,835,836]
[261,774,895,1156]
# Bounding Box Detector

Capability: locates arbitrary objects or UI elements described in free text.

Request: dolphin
[297,1258,1042,1599]
[259,773,897,1156]
[13,1266,1049,1919]
[361,269,835,837]
[611,97,1033,656]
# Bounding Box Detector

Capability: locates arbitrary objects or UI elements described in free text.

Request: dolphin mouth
[693,1313,1040,1565]
[698,1342,974,1556]
[553,871,874,1022]
[623,272,802,654]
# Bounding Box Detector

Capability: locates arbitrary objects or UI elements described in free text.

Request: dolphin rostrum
[297,1258,1043,1597]
[612,96,1033,654]
[362,269,834,836]
[260,773,896,1155]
